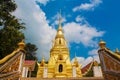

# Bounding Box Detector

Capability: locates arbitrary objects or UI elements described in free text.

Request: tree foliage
[25,43,38,60]
[0,0,38,62]
[0,27,24,59]
[0,0,25,59]
[0,0,25,29]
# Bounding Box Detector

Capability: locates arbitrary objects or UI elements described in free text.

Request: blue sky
[14,0,120,66]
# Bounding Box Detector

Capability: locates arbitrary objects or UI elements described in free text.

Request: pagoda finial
[115,48,119,53]
[41,54,45,61]
[58,10,62,31]
[74,52,78,62]
[74,52,79,67]
[92,57,98,66]
[40,56,45,67]
[42,56,45,62]
[18,39,25,50]
[99,39,106,49]
[55,10,64,39]
[75,52,76,58]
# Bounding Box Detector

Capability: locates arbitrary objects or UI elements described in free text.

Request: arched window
[59,39,61,44]
[59,64,63,72]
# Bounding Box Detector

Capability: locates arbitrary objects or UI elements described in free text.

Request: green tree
[0,0,25,59]
[25,43,38,77]
[25,43,38,60]
[0,0,25,29]
[0,27,24,59]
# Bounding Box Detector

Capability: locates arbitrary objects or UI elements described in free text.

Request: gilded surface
[0,40,25,79]
[37,21,82,78]
[0,40,25,64]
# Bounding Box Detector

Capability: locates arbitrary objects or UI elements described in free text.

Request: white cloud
[71,57,85,64]
[93,55,100,63]
[63,22,104,47]
[88,48,100,63]
[13,0,56,61]
[13,0,104,62]
[88,48,98,55]
[75,15,88,24]
[75,15,83,22]
[36,0,49,5]
[73,0,102,12]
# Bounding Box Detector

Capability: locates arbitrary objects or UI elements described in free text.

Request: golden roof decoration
[115,48,119,53]
[40,56,45,67]
[18,40,25,50]
[74,53,77,62]
[99,39,106,45]
[0,49,19,64]
[105,48,120,60]
[0,40,26,64]
[93,60,98,66]
[74,53,79,67]
[99,39,106,49]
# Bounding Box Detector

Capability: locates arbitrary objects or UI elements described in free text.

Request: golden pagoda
[37,16,82,78]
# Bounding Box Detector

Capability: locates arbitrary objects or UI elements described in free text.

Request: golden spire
[74,53,78,63]
[42,56,45,62]
[40,56,45,66]
[94,60,99,66]
[74,53,79,67]
[55,11,64,39]
[92,57,98,66]
[115,48,119,53]
[74,52,77,61]
[58,10,62,30]
[52,10,67,48]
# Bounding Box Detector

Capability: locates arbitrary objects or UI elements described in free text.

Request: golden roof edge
[0,49,20,64]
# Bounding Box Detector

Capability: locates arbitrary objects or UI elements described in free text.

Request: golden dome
[99,39,106,49]
[99,39,106,45]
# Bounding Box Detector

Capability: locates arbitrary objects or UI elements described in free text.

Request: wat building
[1,15,120,80]
[0,19,104,80]
[37,20,82,78]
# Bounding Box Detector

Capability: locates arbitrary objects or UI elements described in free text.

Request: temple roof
[24,60,36,71]
[103,48,120,61]
[98,40,120,61]
[0,49,19,65]
[81,61,93,76]
[24,60,35,65]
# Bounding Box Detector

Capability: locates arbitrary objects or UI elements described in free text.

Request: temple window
[59,39,61,44]
[59,64,63,72]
